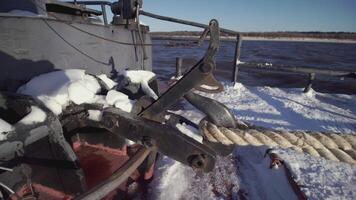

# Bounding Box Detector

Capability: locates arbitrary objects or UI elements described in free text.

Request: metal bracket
[139,19,220,119]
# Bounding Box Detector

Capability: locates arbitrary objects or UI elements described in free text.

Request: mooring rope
[199,119,356,165]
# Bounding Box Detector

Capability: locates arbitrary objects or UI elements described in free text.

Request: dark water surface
[152,39,356,94]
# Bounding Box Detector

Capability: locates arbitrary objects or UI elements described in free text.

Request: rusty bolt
[142,136,155,148]
[188,154,206,169]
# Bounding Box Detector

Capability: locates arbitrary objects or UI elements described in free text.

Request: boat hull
[0,15,152,91]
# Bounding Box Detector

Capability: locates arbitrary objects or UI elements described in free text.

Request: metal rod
[101,4,108,25]
[139,10,238,35]
[65,1,112,6]
[238,63,355,76]
[232,34,242,83]
[303,73,315,93]
[75,147,151,200]
[0,166,13,172]
[176,57,183,77]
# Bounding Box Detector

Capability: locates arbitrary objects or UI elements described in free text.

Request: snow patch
[236,59,244,65]
[18,69,96,114]
[0,118,13,141]
[303,88,315,98]
[18,106,47,125]
[88,110,102,121]
[151,158,190,200]
[200,84,219,90]
[150,81,356,199]
[97,74,117,89]
[17,69,125,115]
[176,123,203,143]
[106,90,133,113]
[124,70,158,100]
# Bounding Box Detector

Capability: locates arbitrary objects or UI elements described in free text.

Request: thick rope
[199,119,356,165]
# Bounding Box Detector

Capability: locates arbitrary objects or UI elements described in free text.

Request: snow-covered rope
[199,119,356,165]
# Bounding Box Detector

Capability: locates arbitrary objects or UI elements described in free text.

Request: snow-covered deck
[149,83,356,200]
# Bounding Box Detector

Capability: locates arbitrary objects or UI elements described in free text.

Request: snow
[106,90,133,113]
[97,74,117,89]
[273,148,355,200]
[0,118,13,141]
[200,84,219,90]
[88,110,103,121]
[236,59,244,65]
[17,69,97,115]
[149,82,356,200]
[17,69,147,115]
[124,70,158,100]
[175,123,203,143]
[18,106,46,125]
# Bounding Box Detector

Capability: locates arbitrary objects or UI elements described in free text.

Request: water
[152,39,356,93]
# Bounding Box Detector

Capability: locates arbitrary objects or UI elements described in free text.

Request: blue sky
[86,0,356,32]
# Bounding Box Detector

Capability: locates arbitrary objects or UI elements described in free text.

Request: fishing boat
[0,0,228,199]
[1,1,355,200]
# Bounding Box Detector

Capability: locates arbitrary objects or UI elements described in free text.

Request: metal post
[232,34,242,83]
[303,73,315,93]
[176,57,183,78]
[101,4,108,25]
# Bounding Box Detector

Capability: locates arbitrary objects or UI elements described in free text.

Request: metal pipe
[101,4,108,25]
[139,10,239,35]
[232,34,242,83]
[75,148,151,200]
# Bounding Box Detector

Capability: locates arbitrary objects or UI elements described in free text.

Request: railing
[232,36,355,92]
[66,1,112,25]
[62,4,355,93]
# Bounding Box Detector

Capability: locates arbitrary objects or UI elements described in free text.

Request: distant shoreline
[151,35,356,44]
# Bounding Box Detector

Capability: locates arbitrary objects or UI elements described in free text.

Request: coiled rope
[199,119,356,165]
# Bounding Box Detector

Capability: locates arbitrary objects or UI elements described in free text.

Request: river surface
[151,39,356,94]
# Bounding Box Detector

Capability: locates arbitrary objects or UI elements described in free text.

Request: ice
[124,70,159,100]
[18,106,47,125]
[97,74,117,89]
[0,118,13,141]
